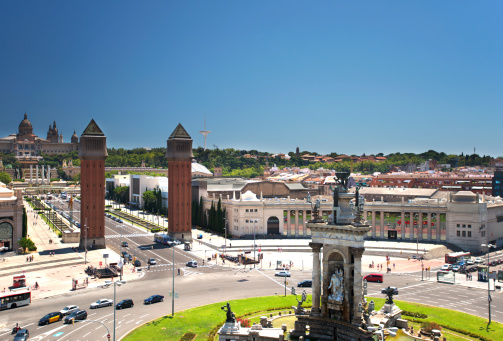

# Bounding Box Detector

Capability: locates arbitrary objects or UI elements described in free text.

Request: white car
[451,265,461,272]
[90,299,113,309]
[0,246,8,252]
[60,305,79,316]
[466,259,474,265]
[275,271,291,277]
[474,258,484,264]
[440,264,452,271]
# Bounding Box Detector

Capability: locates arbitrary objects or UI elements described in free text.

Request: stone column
[428,212,431,241]
[371,211,376,238]
[48,165,51,183]
[380,211,384,239]
[401,211,405,240]
[437,213,443,242]
[287,209,291,237]
[310,242,322,316]
[410,212,415,241]
[418,213,423,241]
[350,247,365,325]
[35,165,39,184]
[30,165,33,184]
[295,210,299,237]
[302,211,307,236]
[41,165,45,184]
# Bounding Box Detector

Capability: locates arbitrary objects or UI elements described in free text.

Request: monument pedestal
[378,304,402,328]
[219,322,241,333]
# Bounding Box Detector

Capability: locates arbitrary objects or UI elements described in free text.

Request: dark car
[381,287,399,295]
[116,299,134,309]
[121,241,128,247]
[134,260,141,267]
[186,260,197,268]
[144,295,164,304]
[297,280,312,288]
[39,312,62,325]
[64,310,88,324]
[13,329,29,341]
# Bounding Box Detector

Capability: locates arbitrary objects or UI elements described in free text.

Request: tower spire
[199,117,211,150]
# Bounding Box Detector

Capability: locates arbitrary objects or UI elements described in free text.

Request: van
[116,299,134,309]
[363,273,383,283]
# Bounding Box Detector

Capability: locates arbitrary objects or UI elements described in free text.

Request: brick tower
[166,123,193,241]
[79,119,108,249]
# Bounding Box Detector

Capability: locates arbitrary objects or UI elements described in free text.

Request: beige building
[0,182,23,252]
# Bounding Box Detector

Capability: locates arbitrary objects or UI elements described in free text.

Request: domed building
[0,112,80,179]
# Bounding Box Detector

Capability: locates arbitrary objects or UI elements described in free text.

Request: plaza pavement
[2,201,502,303]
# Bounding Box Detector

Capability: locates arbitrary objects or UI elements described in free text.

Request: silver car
[60,305,79,316]
[90,299,113,309]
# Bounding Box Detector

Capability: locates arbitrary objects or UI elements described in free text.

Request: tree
[142,191,157,211]
[0,172,11,184]
[18,237,35,253]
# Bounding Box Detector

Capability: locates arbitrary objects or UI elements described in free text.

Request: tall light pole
[224,218,227,253]
[84,218,88,264]
[118,224,123,281]
[172,243,175,316]
[481,243,496,327]
[113,280,127,341]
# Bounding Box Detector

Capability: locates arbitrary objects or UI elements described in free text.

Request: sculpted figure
[328,267,344,303]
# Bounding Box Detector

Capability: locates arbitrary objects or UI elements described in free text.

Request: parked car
[451,265,461,272]
[134,260,142,267]
[90,299,113,309]
[116,299,134,309]
[186,260,197,268]
[474,258,484,264]
[363,273,383,283]
[118,219,123,223]
[381,287,399,295]
[297,280,312,287]
[60,305,79,316]
[275,271,291,277]
[13,329,30,341]
[64,310,88,324]
[440,264,452,271]
[466,259,474,265]
[121,241,128,247]
[144,295,164,304]
[39,312,62,325]
[148,258,156,265]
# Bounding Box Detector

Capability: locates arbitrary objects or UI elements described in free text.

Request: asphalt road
[1,196,502,340]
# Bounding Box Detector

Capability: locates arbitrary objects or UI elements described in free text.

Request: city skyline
[1,1,502,156]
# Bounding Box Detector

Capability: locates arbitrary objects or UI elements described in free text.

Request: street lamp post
[84,218,89,264]
[481,243,496,326]
[172,243,175,316]
[113,280,127,341]
[118,224,123,280]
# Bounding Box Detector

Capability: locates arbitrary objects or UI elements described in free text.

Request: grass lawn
[124,295,502,341]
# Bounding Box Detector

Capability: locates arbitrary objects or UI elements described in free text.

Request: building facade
[0,182,23,252]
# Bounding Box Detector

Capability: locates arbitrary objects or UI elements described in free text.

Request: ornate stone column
[302,211,307,236]
[401,211,405,240]
[418,213,423,241]
[287,209,291,237]
[437,213,443,242]
[35,165,39,184]
[30,165,33,184]
[350,247,365,325]
[310,242,322,316]
[371,211,376,238]
[295,210,299,237]
[380,211,384,238]
[427,212,432,241]
[48,165,51,183]
[41,165,45,184]
[410,212,415,241]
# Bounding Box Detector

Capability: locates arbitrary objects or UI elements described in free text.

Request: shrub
[151,228,161,233]
[105,205,112,208]
[57,232,62,238]
[402,310,427,319]
[421,321,441,333]
[236,318,251,328]
[179,332,196,341]
[28,245,37,251]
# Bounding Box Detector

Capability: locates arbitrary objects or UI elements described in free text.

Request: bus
[0,289,31,310]
[154,233,171,245]
[445,252,471,264]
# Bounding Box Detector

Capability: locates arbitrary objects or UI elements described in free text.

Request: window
[457,224,460,228]
[462,231,466,237]
[457,231,460,237]
[246,209,249,213]
[462,224,466,228]
[254,209,258,212]
[246,220,249,223]
[468,231,472,237]
[482,231,486,237]
[468,225,471,228]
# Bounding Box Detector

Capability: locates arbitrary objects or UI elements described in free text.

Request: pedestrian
[408,257,410,261]
[393,263,395,269]
[269,261,272,268]
[26,256,28,262]
[230,243,232,248]
[178,268,180,275]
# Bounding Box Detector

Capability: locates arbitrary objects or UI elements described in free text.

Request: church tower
[79,119,108,249]
[166,123,193,241]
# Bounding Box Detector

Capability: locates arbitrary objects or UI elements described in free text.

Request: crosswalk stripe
[105,233,153,238]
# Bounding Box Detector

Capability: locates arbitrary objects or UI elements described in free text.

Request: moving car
[186,260,197,268]
[381,287,399,295]
[148,258,156,265]
[39,312,62,325]
[13,329,30,341]
[466,259,474,265]
[121,241,128,247]
[60,305,79,316]
[64,310,88,324]
[134,260,141,267]
[197,234,203,239]
[144,295,164,304]
[297,280,312,287]
[90,299,113,309]
[275,271,291,277]
[440,264,452,271]
[474,258,484,264]
[116,299,134,309]
[363,273,383,283]
[451,265,462,272]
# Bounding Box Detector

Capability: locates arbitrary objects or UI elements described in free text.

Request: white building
[0,182,23,251]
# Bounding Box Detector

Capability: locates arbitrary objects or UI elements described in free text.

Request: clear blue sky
[1,1,502,156]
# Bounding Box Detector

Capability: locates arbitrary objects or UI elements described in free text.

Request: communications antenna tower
[199,118,211,150]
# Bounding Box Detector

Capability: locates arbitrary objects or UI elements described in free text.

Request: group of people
[26,255,35,262]
[49,251,56,257]
[466,273,473,280]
